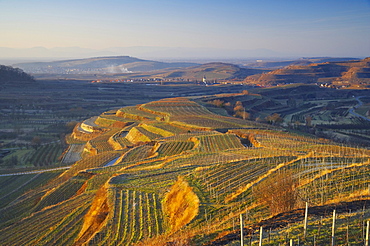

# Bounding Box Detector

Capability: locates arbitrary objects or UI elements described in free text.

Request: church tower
[202,75,207,84]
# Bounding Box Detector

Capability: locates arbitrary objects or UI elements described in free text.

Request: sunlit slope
[0,97,369,245]
[244,57,370,88]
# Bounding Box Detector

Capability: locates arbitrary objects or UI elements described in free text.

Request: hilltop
[244,57,370,88]
[0,96,369,245]
[0,65,35,86]
[243,57,360,69]
[145,62,266,81]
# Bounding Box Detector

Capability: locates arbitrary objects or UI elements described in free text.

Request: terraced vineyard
[194,133,245,152]
[153,140,194,158]
[1,97,369,245]
[89,188,164,245]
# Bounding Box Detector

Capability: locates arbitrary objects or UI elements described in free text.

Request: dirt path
[349,96,370,122]
[0,166,70,177]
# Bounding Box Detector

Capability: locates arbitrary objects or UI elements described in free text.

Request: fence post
[259,226,263,246]
[304,202,308,239]
[331,209,336,246]
[365,220,369,246]
[240,214,244,246]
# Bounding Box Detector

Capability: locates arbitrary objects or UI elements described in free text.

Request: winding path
[349,96,370,122]
[0,166,70,177]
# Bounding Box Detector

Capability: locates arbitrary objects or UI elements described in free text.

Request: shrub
[253,170,298,215]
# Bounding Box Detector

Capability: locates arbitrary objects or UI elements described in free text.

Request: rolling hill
[13,56,198,74]
[13,56,266,82]
[0,96,369,245]
[244,57,370,88]
[147,62,267,81]
[243,57,360,69]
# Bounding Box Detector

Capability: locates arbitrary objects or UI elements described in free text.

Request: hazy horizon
[1,0,370,58]
[0,46,308,61]
[0,46,365,67]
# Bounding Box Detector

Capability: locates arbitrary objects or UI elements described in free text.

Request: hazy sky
[1,0,370,57]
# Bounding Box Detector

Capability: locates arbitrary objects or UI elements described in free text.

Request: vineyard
[0,142,66,168]
[88,188,164,245]
[0,97,369,245]
[155,140,195,157]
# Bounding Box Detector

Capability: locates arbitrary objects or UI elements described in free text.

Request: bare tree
[234,101,250,119]
[265,113,283,125]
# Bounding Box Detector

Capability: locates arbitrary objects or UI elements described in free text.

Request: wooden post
[240,214,244,246]
[363,205,366,241]
[365,220,369,246]
[304,202,308,239]
[290,238,293,246]
[259,226,263,246]
[331,209,336,246]
[269,228,271,243]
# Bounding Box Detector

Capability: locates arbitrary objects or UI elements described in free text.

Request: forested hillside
[0,65,34,84]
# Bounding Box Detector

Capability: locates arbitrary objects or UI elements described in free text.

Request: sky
[0,0,370,57]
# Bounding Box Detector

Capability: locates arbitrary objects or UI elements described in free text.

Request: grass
[163,176,200,232]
